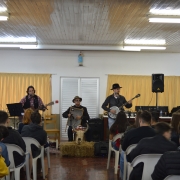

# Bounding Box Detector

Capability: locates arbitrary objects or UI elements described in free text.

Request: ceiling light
[149,17,180,23]
[0,37,37,42]
[0,15,8,21]
[124,46,166,51]
[123,46,141,51]
[0,43,38,49]
[124,39,166,45]
[148,9,180,23]
[0,7,7,12]
[150,9,180,15]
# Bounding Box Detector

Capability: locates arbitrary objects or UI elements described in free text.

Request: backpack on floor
[94,141,109,156]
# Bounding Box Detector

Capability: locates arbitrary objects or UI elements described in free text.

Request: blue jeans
[108,117,115,129]
[111,141,119,151]
[120,150,124,179]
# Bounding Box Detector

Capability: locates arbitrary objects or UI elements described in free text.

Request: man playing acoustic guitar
[20,85,47,111]
[102,83,132,129]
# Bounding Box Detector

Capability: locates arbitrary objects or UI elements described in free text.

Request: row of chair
[107,133,180,180]
[5,137,50,180]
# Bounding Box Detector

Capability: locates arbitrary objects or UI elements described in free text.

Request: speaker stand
[156,92,158,109]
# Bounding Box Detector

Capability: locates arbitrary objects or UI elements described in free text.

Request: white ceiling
[1,0,180,52]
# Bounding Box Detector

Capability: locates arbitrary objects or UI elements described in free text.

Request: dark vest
[23,95,39,110]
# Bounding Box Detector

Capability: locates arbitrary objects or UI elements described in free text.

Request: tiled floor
[21,153,121,180]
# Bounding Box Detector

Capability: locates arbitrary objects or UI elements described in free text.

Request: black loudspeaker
[88,118,104,142]
[152,74,164,92]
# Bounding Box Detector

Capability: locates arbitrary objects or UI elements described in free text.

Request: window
[60,77,99,140]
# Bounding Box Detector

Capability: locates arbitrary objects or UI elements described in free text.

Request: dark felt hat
[110,83,122,90]
[72,96,82,103]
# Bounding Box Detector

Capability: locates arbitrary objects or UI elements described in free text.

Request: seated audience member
[109,111,128,150]
[151,150,180,180]
[0,111,26,167]
[120,110,156,178]
[171,112,180,146]
[151,110,160,128]
[122,110,156,151]
[126,110,142,131]
[18,108,33,134]
[128,122,177,180]
[21,111,47,158]
[0,126,10,166]
[120,110,142,150]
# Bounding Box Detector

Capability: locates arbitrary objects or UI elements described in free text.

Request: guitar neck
[118,96,137,109]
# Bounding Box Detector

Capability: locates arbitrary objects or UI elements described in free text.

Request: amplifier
[135,106,169,116]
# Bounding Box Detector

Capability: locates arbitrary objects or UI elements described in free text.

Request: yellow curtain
[0,73,52,115]
[107,75,180,112]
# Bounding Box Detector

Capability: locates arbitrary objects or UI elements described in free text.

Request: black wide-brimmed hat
[72,96,82,103]
[110,83,122,90]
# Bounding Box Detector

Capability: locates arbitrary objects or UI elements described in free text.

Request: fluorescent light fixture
[123,46,141,51]
[0,43,38,49]
[149,17,180,23]
[0,15,8,21]
[20,44,38,49]
[148,9,180,23]
[124,39,166,45]
[0,7,7,12]
[150,9,180,15]
[0,37,36,42]
[124,46,166,51]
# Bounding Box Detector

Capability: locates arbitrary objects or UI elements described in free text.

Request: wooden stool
[44,114,60,143]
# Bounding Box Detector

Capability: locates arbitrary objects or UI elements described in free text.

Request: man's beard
[114,93,119,97]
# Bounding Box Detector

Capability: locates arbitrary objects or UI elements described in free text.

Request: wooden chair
[44,114,60,145]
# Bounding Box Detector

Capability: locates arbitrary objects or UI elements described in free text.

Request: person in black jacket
[0,110,26,167]
[120,110,156,179]
[21,111,47,158]
[62,96,90,141]
[128,122,177,180]
[151,150,180,180]
[101,83,132,129]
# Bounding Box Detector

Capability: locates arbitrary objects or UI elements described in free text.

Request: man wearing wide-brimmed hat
[62,96,90,141]
[102,83,132,129]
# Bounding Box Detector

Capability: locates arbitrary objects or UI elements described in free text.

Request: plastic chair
[45,138,50,169]
[5,144,30,180]
[22,137,45,180]
[164,175,180,180]
[45,147,50,169]
[131,154,162,180]
[107,133,123,174]
[123,144,137,180]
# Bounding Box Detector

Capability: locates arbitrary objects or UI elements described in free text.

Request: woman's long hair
[23,108,34,124]
[134,110,142,128]
[110,111,128,135]
[171,112,180,133]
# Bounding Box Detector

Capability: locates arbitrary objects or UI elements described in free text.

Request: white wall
[0,49,179,114]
